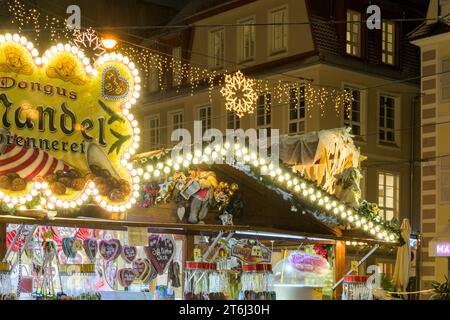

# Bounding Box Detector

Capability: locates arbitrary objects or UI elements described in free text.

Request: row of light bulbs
[134,143,399,243]
[0,34,142,213]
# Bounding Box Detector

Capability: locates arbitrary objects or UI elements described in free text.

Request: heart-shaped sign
[121,245,137,264]
[0,34,140,213]
[117,268,135,288]
[144,235,176,275]
[132,258,157,283]
[62,237,77,259]
[99,239,121,261]
[83,238,98,261]
[102,67,129,100]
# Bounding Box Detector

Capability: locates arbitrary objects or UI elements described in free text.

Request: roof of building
[307,1,422,82]
[408,18,450,41]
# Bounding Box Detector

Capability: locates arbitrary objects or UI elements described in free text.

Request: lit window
[198,105,212,134]
[344,86,362,136]
[239,18,255,61]
[210,29,224,68]
[346,10,361,57]
[441,58,450,101]
[256,94,271,137]
[168,110,183,145]
[172,46,182,87]
[146,115,160,150]
[378,172,400,221]
[269,7,288,53]
[382,22,395,65]
[379,95,397,144]
[288,87,306,134]
[227,110,241,130]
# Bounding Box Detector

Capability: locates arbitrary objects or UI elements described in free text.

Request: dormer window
[346,10,361,57]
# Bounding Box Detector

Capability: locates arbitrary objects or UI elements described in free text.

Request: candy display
[342,276,372,300]
[184,262,226,300]
[239,264,276,300]
[0,263,16,300]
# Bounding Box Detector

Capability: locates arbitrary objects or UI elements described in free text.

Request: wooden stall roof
[0,162,400,245]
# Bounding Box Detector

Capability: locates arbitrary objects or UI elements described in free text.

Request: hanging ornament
[221,70,258,118]
[71,27,106,59]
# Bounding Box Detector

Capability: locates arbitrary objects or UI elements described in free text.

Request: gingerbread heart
[99,239,121,261]
[102,67,129,100]
[62,237,77,259]
[117,268,135,288]
[83,238,98,261]
[132,258,150,282]
[121,245,137,264]
[145,235,175,275]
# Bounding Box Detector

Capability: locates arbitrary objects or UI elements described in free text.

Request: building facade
[410,0,450,291]
[136,0,423,279]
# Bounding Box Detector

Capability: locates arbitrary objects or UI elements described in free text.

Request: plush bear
[187,171,218,224]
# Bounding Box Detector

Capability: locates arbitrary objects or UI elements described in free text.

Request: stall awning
[428,221,450,257]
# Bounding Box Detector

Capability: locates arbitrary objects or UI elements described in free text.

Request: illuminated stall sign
[0,34,141,212]
[435,242,450,256]
[231,239,271,264]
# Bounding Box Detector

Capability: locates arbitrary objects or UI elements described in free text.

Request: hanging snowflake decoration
[220,70,258,118]
[71,28,106,58]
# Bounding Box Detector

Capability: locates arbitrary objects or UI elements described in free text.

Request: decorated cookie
[144,235,175,275]
[99,239,121,261]
[83,238,98,261]
[121,245,137,264]
[117,268,135,288]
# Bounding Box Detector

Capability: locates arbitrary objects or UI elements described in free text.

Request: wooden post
[0,222,6,261]
[334,240,346,300]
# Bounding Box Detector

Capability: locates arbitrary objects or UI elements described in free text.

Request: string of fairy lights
[134,143,401,244]
[0,32,142,214]
[6,0,354,118]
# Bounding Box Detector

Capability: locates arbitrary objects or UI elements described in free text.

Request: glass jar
[342,276,372,300]
[184,262,216,300]
[239,264,276,300]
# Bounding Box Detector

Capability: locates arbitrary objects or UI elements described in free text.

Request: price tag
[251,246,262,257]
[351,260,359,273]
[127,227,148,246]
[193,248,202,262]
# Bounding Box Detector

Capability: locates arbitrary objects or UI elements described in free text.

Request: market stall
[0,30,404,300]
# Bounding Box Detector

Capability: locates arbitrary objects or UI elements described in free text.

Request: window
[377,262,394,277]
[346,10,361,57]
[379,95,397,144]
[168,110,183,145]
[378,172,400,221]
[146,115,160,149]
[382,21,395,65]
[288,87,306,134]
[168,110,184,133]
[269,7,288,53]
[238,18,255,61]
[148,63,159,93]
[256,94,271,132]
[441,58,450,101]
[344,86,362,136]
[439,156,450,203]
[172,46,182,87]
[198,105,212,134]
[227,110,241,129]
[210,29,224,68]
